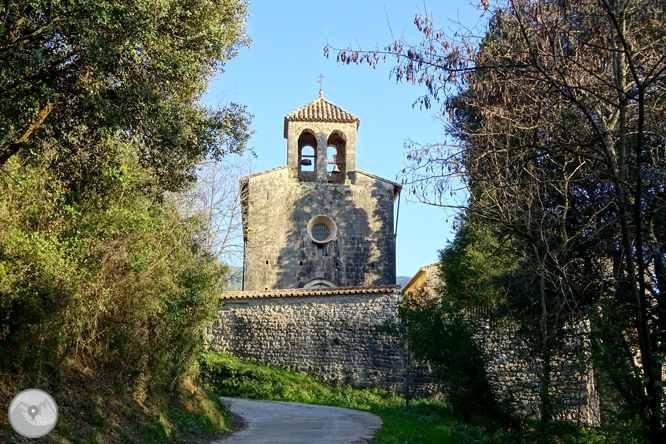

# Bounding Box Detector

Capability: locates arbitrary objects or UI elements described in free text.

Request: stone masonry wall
[242,167,397,291]
[207,292,406,389]
[207,292,600,425]
[206,291,437,395]
[475,317,601,426]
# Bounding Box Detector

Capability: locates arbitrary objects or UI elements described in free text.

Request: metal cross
[317,74,325,95]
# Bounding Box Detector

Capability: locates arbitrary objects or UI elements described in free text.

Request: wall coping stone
[221,285,401,300]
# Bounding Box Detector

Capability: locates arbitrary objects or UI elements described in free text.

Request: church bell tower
[241,93,401,290]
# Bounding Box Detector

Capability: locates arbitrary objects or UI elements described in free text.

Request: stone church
[240,91,401,290]
[207,94,414,392]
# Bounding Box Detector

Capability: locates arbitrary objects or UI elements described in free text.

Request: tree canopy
[1,2,253,441]
[1,0,252,191]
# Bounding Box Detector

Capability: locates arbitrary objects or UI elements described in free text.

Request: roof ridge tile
[285,97,360,124]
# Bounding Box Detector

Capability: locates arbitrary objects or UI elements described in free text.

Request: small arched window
[300,145,315,172]
[326,132,346,183]
[298,130,317,179]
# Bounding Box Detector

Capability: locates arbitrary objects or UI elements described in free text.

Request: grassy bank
[199,351,479,443]
[0,373,234,444]
[199,351,639,444]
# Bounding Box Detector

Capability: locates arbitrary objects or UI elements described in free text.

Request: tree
[0,2,255,434]
[0,140,226,391]
[397,285,507,423]
[439,217,526,312]
[177,155,253,266]
[327,0,666,440]
[395,218,521,425]
[1,0,252,192]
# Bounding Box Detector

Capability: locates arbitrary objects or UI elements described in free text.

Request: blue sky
[206,0,482,278]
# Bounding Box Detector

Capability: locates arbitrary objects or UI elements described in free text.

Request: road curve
[214,397,382,444]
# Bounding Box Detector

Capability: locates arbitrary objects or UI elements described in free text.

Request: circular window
[307,215,337,244]
[311,224,329,241]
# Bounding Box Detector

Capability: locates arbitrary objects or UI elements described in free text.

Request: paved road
[215,397,382,444]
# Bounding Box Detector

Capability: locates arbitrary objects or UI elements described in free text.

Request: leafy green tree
[0,0,254,420]
[395,219,520,425]
[0,141,225,390]
[440,217,525,311]
[1,0,252,192]
[398,291,503,423]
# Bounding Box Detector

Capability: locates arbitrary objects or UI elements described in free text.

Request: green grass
[200,351,461,443]
[198,351,482,443]
[199,351,644,444]
[0,372,234,444]
[199,351,403,410]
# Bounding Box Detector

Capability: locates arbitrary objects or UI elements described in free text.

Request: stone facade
[240,95,400,291]
[242,167,399,290]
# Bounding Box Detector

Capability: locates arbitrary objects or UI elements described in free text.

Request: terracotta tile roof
[221,285,400,300]
[285,96,360,125]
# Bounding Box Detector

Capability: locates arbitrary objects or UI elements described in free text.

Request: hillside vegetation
[0,0,252,442]
[0,147,234,443]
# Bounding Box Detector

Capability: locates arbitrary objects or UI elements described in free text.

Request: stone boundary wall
[474,318,601,426]
[206,291,600,425]
[205,291,437,396]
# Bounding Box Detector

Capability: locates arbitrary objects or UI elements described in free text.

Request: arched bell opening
[326,147,338,173]
[326,131,346,183]
[298,130,317,180]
